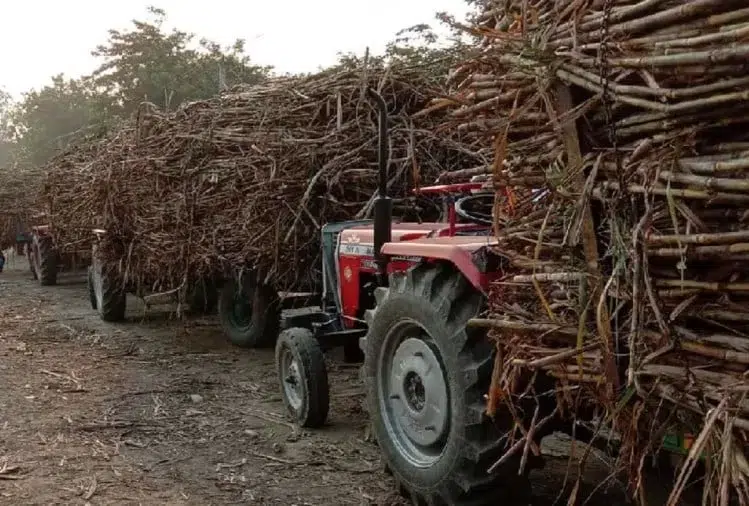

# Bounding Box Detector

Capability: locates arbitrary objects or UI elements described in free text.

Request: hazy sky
[0,0,469,98]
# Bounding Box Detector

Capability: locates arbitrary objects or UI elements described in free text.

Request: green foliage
[6,6,272,169]
[10,75,108,167]
[3,4,478,170]
[90,6,270,115]
[0,87,14,168]
[334,15,471,75]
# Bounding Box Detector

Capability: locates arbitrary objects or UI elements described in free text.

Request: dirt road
[0,257,677,505]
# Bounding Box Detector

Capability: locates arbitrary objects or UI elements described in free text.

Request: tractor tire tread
[275,327,329,428]
[218,276,280,348]
[364,264,532,506]
[87,266,97,310]
[93,259,126,322]
[35,235,58,286]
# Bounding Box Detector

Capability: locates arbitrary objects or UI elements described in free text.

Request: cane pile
[42,59,475,292]
[426,0,749,503]
[40,135,111,252]
[0,165,43,250]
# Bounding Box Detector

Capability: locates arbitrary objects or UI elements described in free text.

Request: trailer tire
[33,234,58,286]
[28,245,37,280]
[362,264,532,505]
[275,327,329,428]
[186,278,218,315]
[218,274,279,348]
[92,257,126,322]
[87,266,97,310]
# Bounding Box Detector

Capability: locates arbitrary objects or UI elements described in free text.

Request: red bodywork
[336,182,497,328]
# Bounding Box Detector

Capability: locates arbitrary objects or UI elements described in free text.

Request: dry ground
[0,254,689,505]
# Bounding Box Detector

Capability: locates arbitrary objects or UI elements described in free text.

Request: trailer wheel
[186,278,218,315]
[275,327,329,428]
[28,244,37,280]
[91,257,126,322]
[362,265,532,505]
[218,274,279,348]
[33,234,58,286]
[87,266,97,310]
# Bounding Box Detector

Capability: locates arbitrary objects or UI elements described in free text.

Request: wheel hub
[282,352,304,412]
[388,337,449,452]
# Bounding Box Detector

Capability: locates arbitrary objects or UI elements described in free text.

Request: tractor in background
[27,217,92,286]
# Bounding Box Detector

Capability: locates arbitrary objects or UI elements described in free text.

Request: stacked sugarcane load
[39,134,111,253]
[0,164,44,250]
[425,0,749,502]
[46,59,477,294]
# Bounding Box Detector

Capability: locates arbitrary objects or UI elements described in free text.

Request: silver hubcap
[281,349,304,412]
[379,323,450,467]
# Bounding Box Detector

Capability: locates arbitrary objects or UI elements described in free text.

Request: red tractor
[271,89,546,504]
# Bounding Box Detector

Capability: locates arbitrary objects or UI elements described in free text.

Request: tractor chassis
[281,308,366,351]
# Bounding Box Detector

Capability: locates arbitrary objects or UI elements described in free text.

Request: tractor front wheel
[91,256,126,322]
[275,327,329,428]
[218,274,279,348]
[362,265,532,505]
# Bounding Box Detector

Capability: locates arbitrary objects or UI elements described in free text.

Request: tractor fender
[381,241,492,292]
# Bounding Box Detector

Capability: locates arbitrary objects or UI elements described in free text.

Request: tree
[8,6,271,169]
[333,15,471,74]
[90,6,270,116]
[9,75,108,168]
[0,87,14,168]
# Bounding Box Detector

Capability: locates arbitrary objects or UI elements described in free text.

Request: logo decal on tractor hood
[343,265,353,281]
[339,243,374,257]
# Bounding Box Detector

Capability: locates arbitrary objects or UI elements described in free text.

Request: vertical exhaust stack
[366,88,392,285]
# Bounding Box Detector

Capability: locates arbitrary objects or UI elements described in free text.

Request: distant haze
[0,0,469,98]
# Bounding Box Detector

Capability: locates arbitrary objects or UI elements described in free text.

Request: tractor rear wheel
[91,256,126,322]
[218,274,279,348]
[362,265,531,505]
[33,234,58,286]
[275,327,329,428]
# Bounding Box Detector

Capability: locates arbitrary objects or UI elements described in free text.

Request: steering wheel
[454,194,494,226]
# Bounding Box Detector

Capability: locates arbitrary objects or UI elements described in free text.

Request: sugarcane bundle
[0,165,44,250]
[42,59,478,294]
[423,0,749,502]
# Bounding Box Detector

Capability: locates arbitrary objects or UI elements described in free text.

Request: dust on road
[0,258,668,505]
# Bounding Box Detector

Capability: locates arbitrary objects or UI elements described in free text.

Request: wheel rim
[280,347,304,412]
[229,288,252,330]
[377,319,450,468]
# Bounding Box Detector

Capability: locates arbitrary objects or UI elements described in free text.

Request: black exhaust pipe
[366,88,392,285]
